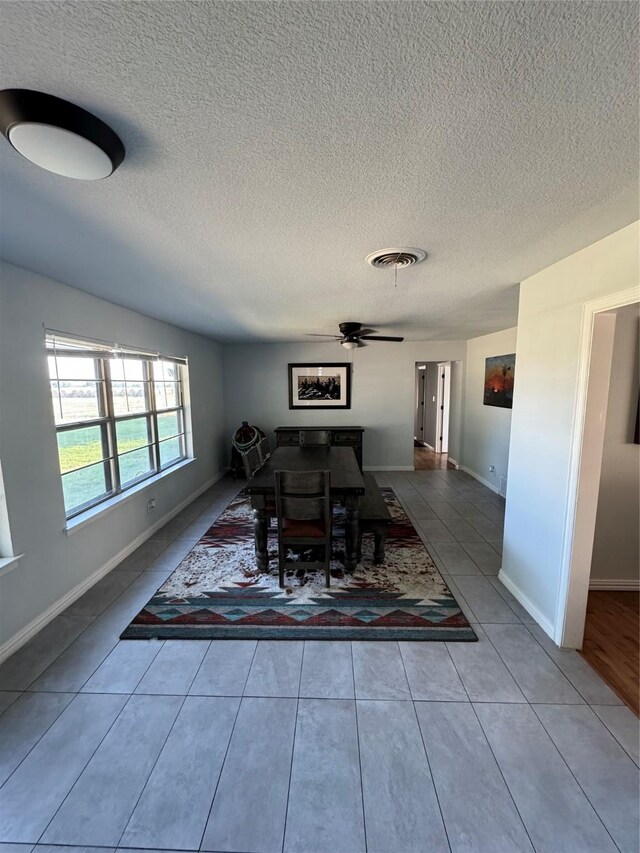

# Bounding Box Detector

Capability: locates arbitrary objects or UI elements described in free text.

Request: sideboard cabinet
[274,426,364,471]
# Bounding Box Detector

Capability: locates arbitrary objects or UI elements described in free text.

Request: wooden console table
[274,426,364,471]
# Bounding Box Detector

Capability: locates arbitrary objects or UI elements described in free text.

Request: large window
[46,332,190,519]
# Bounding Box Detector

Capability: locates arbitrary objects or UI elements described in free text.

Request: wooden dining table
[244,445,366,572]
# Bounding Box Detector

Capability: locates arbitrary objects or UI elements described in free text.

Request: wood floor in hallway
[414,445,456,470]
[579,591,639,716]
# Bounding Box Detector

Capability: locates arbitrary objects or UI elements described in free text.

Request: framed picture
[288,363,351,409]
[484,353,516,408]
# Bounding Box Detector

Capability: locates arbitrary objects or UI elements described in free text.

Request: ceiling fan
[307,322,404,349]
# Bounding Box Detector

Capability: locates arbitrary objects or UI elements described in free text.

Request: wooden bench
[357,474,392,564]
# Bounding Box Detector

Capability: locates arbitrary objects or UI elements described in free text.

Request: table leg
[373,528,387,564]
[251,498,269,570]
[344,496,360,572]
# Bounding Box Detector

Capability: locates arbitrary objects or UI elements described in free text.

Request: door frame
[436,362,451,454]
[555,286,639,648]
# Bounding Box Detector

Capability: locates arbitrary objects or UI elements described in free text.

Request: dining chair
[299,429,331,446]
[241,444,263,479]
[257,435,271,464]
[274,469,332,587]
[242,443,277,525]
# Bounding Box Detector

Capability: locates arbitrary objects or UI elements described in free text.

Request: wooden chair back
[274,469,332,587]
[241,444,263,479]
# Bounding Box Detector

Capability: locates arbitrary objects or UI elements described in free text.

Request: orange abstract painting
[483,354,516,408]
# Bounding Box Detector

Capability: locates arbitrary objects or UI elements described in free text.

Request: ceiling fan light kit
[0,89,125,179]
[307,321,404,348]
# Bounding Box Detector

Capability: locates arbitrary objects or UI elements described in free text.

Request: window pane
[109,358,124,381]
[153,360,179,382]
[159,436,184,468]
[157,410,182,440]
[154,382,179,410]
[62,461,111,515]
[112,381,149,415]
[57,425,107,474]
[48,355,97,380]
[119,446,154,486]
[116,416,152,454]
[51,381,103,424]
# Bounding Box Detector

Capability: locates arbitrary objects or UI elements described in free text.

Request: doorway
[577,302,639,713]
[414,362,454,470]
[557,291,639,711]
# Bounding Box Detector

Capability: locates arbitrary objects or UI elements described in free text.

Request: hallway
[414,445,456,471]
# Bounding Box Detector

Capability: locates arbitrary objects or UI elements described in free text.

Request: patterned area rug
[121,487,477,641]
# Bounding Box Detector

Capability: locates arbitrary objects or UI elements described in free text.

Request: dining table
[244,445,366,572]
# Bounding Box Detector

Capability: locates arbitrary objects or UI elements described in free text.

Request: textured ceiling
[0,1,637,342]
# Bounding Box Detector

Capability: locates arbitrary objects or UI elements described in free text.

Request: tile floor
[0,469,638,853]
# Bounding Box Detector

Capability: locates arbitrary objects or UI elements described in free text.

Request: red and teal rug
[121,487,477,641]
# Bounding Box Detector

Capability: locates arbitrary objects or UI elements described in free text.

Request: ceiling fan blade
[355,328,376,336]
[305,333,342,338]
[359,335,404,342]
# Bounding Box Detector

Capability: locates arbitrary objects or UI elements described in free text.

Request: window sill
[65,457,197,535]
[0,554,23,579]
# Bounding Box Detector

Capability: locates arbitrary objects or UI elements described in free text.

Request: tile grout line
[115,694,190,850]
[16,567,144,693]
[467,700,538,852]
[407,697,453,852]
[528,704,624,853]
[197,639,259,853]
[33,691,136,846]
[589,709,640,769]
[280,640,305,853]
[351,642,369,853]
[520,624,601,707]
[479,624,586,705]
[0,691,76,795]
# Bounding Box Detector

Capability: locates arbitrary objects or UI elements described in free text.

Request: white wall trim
[364,465,415,471]
[447,457,460,469]
[555,286,639,648]
[498,569,555,639]
[0,470,225,665]
[589,578,640,591]
[459,465,500,494]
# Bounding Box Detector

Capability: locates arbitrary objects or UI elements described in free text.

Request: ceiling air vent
[366,247,427,269]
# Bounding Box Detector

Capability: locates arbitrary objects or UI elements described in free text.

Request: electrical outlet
[147,498,157,513]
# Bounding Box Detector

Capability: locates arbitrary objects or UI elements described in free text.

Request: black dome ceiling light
[0,89,125,180]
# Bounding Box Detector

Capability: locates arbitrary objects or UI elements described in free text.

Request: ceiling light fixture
[341,340,358,350]
[0,89,125,180]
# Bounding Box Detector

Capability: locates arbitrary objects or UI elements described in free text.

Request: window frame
[47,341,189,520]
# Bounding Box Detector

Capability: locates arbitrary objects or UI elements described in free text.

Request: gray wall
[0,262,227,651]
[222,340,467,469]
[461,327,518,491]
[590,302,640,583]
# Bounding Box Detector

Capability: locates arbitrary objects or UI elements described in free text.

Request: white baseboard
[498,569,555,639]
[589,578,640,591]
[363,466,415,471]
[460,465,500,494]
[0,471,225,666]
[447,457,460,469]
